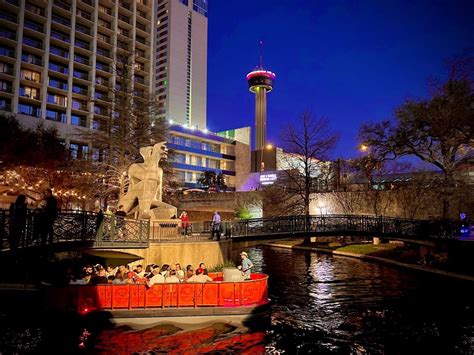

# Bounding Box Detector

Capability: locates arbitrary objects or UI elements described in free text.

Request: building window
[21,69,41,83]
[18,103,41,117]
[47,93,68,106]
[71,114,87,127]
[19,86,39,99]
[0,80,12,93]
[46,109,67,123]
[49,77,68,90]
[193,0,208,17]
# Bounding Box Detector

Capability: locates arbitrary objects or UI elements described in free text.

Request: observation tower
[246,44,276,150]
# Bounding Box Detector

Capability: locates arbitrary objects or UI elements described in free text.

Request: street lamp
[359,144,369,153]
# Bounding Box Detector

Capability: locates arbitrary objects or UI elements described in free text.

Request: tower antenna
[259,40,264,69]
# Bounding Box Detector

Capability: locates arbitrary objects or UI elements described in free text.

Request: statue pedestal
[149,203,177,220]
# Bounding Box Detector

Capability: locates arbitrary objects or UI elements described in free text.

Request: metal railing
[230,215,460,240]
[0,209,149,251]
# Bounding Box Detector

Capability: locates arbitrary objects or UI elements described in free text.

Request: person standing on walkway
[9,194,27,254]
[210,210,221,241]
[40,189,58,246]
[179,211,190,237]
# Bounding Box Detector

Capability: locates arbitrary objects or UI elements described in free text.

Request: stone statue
[118,142,177,220]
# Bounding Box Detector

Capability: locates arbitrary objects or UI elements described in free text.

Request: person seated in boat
[197,262,208,275]
[175,263,185,281]
[185,264,194,280]
[186,268,213,283]
[147,265,165,287]
[160,264,170,277]
[134,264,146,278]
[165,268,180,283]
[106,265,117,277]
[144,264,154,278]
[112,271,127,284]
[91,267,108,285]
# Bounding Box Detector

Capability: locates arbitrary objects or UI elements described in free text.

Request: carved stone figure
[118,142,177,220]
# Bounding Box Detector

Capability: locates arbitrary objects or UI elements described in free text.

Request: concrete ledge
[266,243,474,282]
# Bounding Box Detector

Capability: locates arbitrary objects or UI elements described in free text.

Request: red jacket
[181,214,189,227]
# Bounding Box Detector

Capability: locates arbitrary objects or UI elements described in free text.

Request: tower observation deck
[246,68,276,150]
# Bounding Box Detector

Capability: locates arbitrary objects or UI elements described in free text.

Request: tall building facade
[0,0,155,146]
[168,125,250,191]
[154,0,208,129]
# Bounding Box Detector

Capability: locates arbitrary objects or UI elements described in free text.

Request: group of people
[177,210,224,240]
[7,189,58,252]
[67,252,254,286]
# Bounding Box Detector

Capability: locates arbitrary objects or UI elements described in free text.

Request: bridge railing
[230,215,460,239]
[0,209,150,251]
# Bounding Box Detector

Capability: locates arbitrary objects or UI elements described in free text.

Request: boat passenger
[160,264,170,277]
[175,263,185,280]
[106,265,117,277]
[147,265,165,287]
[134,264,146,278]
[113,271,126,284]
[91,268,108,285]
[239,251,253,280]
[185,265,194,280]
[186,268,213,283]
[197,262,208,275]
[165,269,180,283]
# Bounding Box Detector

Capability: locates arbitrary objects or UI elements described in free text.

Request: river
[1,245,473,353]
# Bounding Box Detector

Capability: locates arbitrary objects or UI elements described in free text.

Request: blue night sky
[206,0,474,158]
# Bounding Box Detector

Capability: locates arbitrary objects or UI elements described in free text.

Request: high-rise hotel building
[154,0,208,129]
[0,0,155,149]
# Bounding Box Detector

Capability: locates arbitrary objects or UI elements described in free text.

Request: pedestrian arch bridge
[0,210,459,253]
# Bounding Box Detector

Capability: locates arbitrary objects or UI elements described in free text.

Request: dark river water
[1,246,473,354]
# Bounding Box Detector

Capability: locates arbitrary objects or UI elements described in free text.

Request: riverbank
[266,240,474,282]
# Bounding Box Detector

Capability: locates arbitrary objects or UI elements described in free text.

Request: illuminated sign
[259,173,277,185]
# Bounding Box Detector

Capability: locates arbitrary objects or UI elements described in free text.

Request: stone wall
[109,239,232,269]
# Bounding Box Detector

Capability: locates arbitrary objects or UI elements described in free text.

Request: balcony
[0,83,13,93]
[72,100,87,111]
[23,37,43,49]
[22,53,42,66]
[24,21,44,33]
[17,104,41,118]
[50,46,70,59]
[75,9,91,21]
[72,85,88,95]
[73,70,89,80]
[25,3,44,16]
[136,36,147,45]
[0,29,16,41]
[49,79,68,91]
[96,48,110,58]
[134,76,145,85]
[0,12,17,23]
[76,24,91,36]
[53,0,71,11]
[136,23,147,32]
[94,91,108,101]
[49,63,69,75]
[52,14,71,27]
[94,106,108,116]
[5,0,19,6]
[19,87,40,100]
[96,63,109,73]
[0,101,12,111]
[98,6,112,16]
[71,114,87,127]
[75,40,90,50]
[74,55,89,65]
[0,47,15,58]
[46,109,67,123]
[51,31,70,43]
[0,66,14,75]
[95,77,108,86]
[47,94,67,107]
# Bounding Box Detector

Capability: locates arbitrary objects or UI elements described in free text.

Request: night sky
[206,0,474,158]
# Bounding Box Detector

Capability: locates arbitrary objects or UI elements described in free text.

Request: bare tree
[359,55,474,218]
[80,52,167,203]
[278,112,339,217]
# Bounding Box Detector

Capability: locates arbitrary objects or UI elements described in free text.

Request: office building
[0,0,155,151]
[168,124,250,191]
[154,0,208,129]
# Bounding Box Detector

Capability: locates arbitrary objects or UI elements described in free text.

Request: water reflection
[256,246,474,354]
